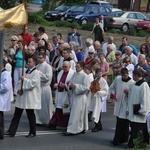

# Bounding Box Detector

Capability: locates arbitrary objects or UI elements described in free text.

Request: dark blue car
[65,4,111,25]
[45,5,77,21]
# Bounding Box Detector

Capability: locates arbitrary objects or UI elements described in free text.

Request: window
[127,13,136,19]
[99,6,106,13]
[105,7,111,13]
[136,13,145,20]
[90,6,99,13]
[73,6,85,12]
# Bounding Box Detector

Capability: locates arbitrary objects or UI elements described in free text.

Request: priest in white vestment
[64,62,90,135]
[91,68,109,132]
[0,59,12,139]
[49,61,74,129]
[35,52,53,125]
[109,68,134,146]
[6,57,41,138]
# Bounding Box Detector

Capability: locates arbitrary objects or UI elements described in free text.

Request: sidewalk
[27,3,42,13]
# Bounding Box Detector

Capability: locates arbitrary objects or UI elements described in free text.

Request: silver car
[105,11,146,32]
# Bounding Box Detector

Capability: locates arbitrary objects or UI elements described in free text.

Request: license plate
[67,19,72,21]
[137,27,142,29]
[46,16,51,18]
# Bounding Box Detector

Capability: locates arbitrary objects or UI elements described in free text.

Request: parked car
[135,16,150,32]
[44,5,76,21]
[111,8,122,12]
[31,0,42,4]
[89,0,113,10]
[105,11,147,32]
[65,4,111,25]
[0,7,3,11]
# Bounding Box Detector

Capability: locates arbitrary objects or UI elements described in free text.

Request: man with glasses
[58,47,76,72]
[35,52,53,126]
[49,61,74,130]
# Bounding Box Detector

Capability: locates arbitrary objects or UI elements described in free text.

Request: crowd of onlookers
[1,22,150,148]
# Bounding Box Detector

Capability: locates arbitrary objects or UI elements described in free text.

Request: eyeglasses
[88,52,94,54]
[38,57,44,59]
[142,47,146,49]
[62,66,68,68]
[11,40,16,41]
[124,61,130,63]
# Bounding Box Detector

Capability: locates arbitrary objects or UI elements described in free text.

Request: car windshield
[146,15,150,21]
[109,11,125,17]
[55,5,69,11]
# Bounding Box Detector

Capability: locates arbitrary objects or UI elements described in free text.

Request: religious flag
[0,3,28,30]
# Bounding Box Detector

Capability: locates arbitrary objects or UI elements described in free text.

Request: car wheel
[121,24,129,32]
[60,16,64,21]
[135,28,139,33]
[81,19,88,25]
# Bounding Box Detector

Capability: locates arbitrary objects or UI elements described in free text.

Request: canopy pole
[0,30,5,82]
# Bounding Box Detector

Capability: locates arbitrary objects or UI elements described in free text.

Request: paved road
[1,102,128,150]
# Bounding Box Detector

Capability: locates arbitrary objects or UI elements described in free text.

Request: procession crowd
[0,20,150,149]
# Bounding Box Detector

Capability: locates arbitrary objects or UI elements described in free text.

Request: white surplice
[128,81,150,123]
[15,69,41,109]
[67,70,90,134]
[56,68,75,114]
[91,77,109,123]
[0,70,11,111]
[109,76,134,119]
[34,61,53,124]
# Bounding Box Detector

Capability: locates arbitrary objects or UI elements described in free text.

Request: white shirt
[102,42,117,56]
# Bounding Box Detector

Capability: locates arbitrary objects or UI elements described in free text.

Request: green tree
[0,0,16,9]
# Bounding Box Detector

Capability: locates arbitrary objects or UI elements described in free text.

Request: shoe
[80,130,85,134]
[48,125,56,130]
[25,133,36,138]
[110,140,120,146]
[4,131,15,137]
[92,127,101,132]
[88,112,92,122]
[48,124,56,130]
[99,126,102,131]
[63,132,74,136]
